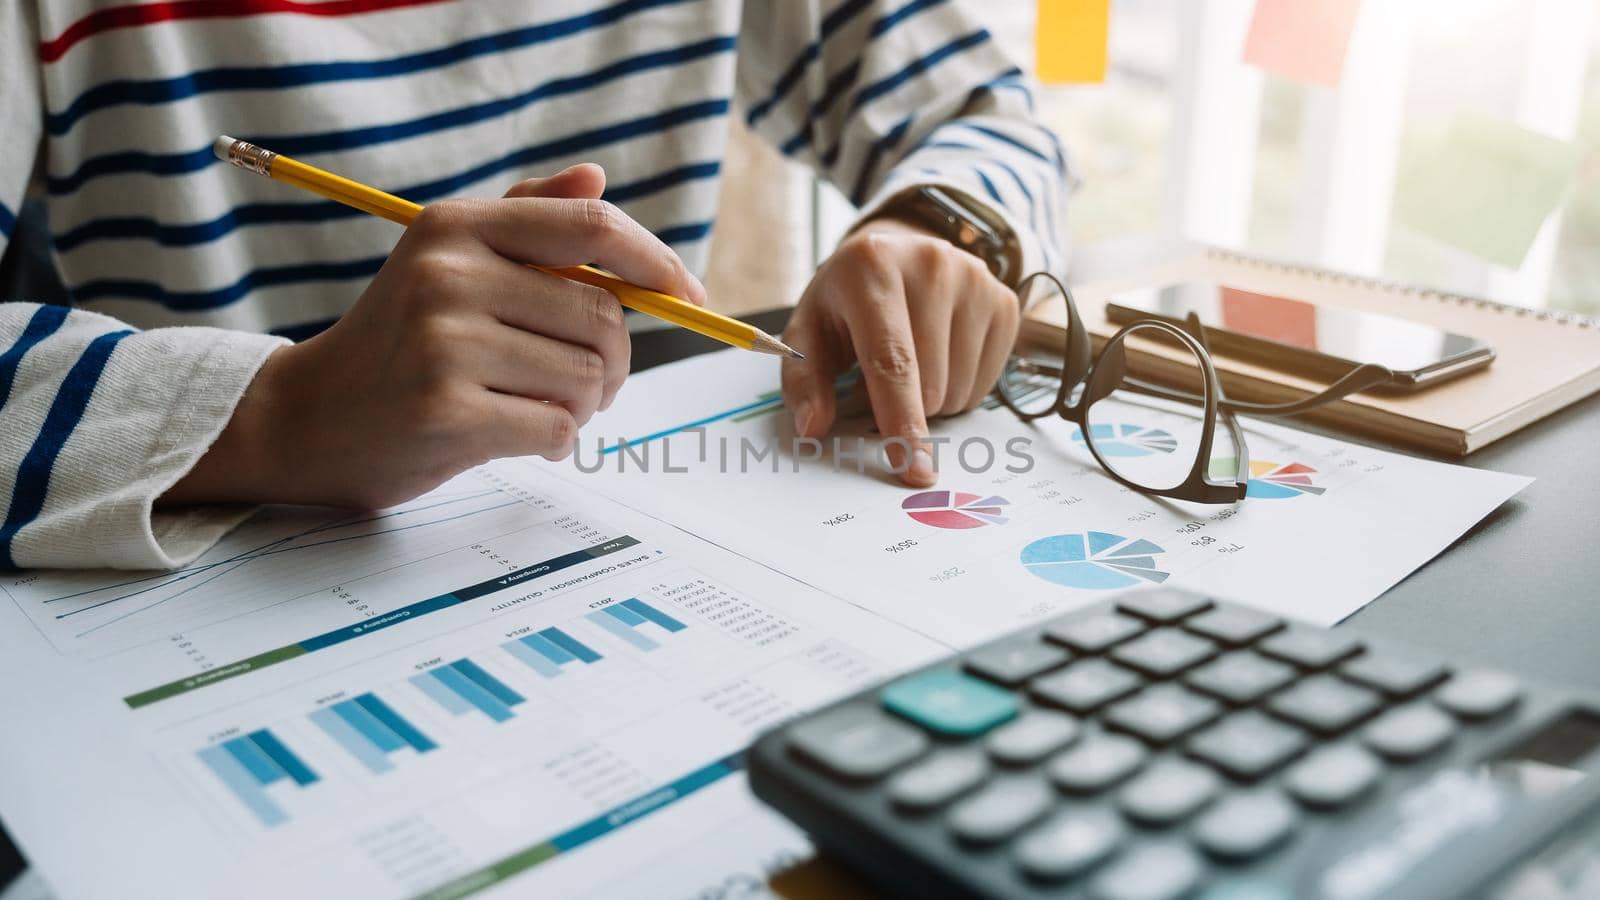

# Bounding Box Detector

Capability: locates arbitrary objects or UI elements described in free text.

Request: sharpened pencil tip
[751,331,805,360]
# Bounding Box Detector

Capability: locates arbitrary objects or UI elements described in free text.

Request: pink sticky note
[1242,0,1362,87]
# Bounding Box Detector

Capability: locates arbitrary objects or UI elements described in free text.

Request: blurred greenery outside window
[953,1,1600,315]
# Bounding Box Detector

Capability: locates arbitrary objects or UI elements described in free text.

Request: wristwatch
[858,184,1025,288]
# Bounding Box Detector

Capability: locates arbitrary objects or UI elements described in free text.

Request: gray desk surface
[635,307,1600,690]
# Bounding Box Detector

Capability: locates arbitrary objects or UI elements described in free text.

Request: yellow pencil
[212,136,802,359]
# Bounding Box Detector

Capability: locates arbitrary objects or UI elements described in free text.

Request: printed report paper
[573,350,1530,646]
[0,349,1529,899]
[0,461,939,900]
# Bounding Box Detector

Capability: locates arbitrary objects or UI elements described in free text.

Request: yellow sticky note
[1036,0,1110,84]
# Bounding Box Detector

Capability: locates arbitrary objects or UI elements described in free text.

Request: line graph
[51,491,514,635]
[4,469,620,660]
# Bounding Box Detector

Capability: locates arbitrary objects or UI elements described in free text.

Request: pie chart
[901,491,1011,529]
[1071,423,1180,458]
[1020,532,1170,590]
[1211,458,1326,500]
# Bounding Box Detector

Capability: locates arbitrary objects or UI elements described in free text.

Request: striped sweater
[0,0,1068,570]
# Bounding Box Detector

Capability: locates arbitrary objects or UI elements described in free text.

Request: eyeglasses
[995,272,1396,504]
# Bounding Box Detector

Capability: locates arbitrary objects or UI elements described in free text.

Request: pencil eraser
[212,136,236,162]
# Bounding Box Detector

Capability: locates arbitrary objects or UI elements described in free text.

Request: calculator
[747,589,1600,900]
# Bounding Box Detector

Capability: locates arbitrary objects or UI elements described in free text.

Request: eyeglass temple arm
[1172,310,1398,415]
[1120,362,1396,416]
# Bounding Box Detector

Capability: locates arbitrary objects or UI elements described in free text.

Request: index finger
[466,197,707,305]
[843,281,937,487]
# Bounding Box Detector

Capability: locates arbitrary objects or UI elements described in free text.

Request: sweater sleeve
[0,3,290,571]
[735,0,1069,278]
[0,304,289,570]
[0,0,41,259]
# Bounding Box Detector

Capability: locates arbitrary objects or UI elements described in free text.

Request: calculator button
[1032,659,1144,714]
[986,711,1080,765]
[1361,703,1456,760]
[1284,744,1383,808]
[1434,670,1522,719]
[1047,611,1148,653]
[1111,629,1219,677]
[1119,758,1220,825]
[1089,841,1204,900]
[1187,712,1308,780]
[1104,684,1222,744]
[1185,652,1297,705]
[1014,807,1127,881]
[1341,654,1449,698]
[1258,628,1363,669]
[1192,788,1298,860]
[1183,606,1284,646]
[1267,675,1382,735]
[887,750,989,811]
[787,705,929,781]
[947,778,1052,844]
[965,637,1072,687]
[882,670,1018,736]
[1117,589,1214,623]
[1048,732,1148,793]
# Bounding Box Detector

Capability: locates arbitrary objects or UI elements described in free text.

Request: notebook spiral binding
[1203,246,1598,330]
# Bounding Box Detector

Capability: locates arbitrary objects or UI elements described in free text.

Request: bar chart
[410,659,527,723]
[197,730,320,828]
[584,598,687,652]
[308,693,436,774]
[502,627,603,678]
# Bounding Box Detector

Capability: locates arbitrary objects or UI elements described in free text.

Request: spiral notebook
[1022,245,1600,455]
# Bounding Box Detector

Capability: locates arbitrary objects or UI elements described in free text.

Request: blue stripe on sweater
[54,104,728,253]
[73,257,387,310]
[69,213,714,311]
[0,201,15,239]
[774,0,951,157]
[815,29,991,169]
[746,0,943,129]
[849,115,914,205]
[955,122,1062,172]
[45,0,694,135]
[745,0,873,127]
[0,306,72,412]
[653,221,713,245]
[48,37,734,195]
[0,329,134,569]
[271,318,338,342]
[973,167,1003,205]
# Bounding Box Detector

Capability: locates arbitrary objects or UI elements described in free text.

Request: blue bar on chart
[502,628,602,678]
[411,659,525,723]
[311,693,437,774]
[198,729,319,828]
[540,626,602,663]
[587,598,688,652]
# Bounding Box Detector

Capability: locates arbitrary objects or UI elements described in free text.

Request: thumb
[503,163,607,200]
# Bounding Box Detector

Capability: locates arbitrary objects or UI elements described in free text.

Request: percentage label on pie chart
[1212,458,1326,500]
[901,491,1011,529]
[1021,532,1170,590]
[1071,424,1180,457]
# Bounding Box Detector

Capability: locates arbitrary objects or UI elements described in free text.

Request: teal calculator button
[882,670,1019,736]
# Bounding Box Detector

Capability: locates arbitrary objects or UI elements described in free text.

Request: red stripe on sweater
[41,0,456,63]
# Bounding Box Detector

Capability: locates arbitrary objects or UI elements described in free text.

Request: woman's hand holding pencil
[162,163,704,509]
